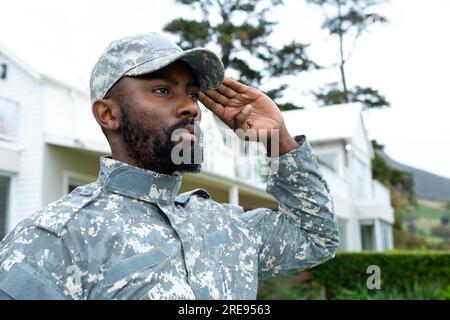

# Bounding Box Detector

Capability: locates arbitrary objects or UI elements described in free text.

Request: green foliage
[404,203,447,218]
[371,141,414,197]
[164,0,318,111]
[306,0,389,37]
[312,252,450,299]
[446,200,450,211]
[258,252,450,299]
[164,19,211,49]
[313,83,390,109]
[306,0,390,108]
[393,228,427,250]
[267,41,321,76]
[370,140,418,249]
[333,282,448,300]
[257,272,325,300]
[431,225,450,238]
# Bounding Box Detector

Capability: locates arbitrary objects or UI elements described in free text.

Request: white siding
[42,145,99,206]
[312,141,346,177]
[0,52,45,230]
[42,79,103,145]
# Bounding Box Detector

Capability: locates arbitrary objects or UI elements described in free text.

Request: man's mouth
[172,124,198,143]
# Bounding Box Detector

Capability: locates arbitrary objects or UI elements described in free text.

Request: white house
[284,104,395,251]
[0,44,394,251]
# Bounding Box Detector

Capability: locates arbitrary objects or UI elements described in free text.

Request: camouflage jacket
[0,136,339,300]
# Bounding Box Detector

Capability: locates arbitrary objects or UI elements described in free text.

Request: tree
[307,0,390,109]
[445,200,450,211]
[164,0,320,111]
[371,140,419,249]
[371,140,414,199]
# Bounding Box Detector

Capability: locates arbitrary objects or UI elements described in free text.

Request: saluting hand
[198,77,284,141]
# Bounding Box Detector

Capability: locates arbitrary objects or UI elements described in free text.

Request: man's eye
[188,92,199,100]
[153,88,170,94]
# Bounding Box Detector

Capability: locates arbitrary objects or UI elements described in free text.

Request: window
[0,175,11,239]
[380,220,393,250]
[317,153,338,172]
[0,63,7,80]
[360,220,375,251]
[0,97,19,141]
[63,171,96,195]
[337,218,347,252]
[354,156,370,202]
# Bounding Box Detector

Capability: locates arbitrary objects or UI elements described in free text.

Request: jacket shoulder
[174,188,211,204]
[34,182,102,237]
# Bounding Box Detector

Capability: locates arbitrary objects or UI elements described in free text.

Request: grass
[404,203,448,218]
[402,200,450,245]
[425,236,445,245]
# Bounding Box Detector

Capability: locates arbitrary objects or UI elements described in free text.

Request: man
[0,32,339,300]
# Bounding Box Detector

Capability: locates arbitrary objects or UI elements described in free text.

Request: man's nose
[176,95,200,120]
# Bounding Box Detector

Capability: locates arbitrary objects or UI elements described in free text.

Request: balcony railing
[320,165,351,200]
[356,179,391,208]
[371,179,391,207]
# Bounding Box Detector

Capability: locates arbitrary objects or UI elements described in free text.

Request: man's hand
[199,76,299,155]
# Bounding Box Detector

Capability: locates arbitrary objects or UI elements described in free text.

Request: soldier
[0,32,339,300]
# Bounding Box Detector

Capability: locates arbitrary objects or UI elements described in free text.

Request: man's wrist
[278,126,299,156]
[264,126,299,157]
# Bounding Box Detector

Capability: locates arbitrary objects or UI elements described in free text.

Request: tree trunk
[337,0,349,102]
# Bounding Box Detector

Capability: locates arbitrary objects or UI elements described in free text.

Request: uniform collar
[98,156,182,204]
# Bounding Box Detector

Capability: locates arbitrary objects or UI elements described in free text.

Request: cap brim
[124,48,224,91]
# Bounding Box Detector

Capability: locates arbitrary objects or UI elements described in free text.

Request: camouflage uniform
[0,136,339,300]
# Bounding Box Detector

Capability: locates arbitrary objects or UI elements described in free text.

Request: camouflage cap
[89,32,224,102]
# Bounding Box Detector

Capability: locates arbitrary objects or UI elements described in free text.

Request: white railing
[319,165,351,200]
[0,97,19,142]
[356,179,391,208]
[371,179,391,207]
[202,134,267,187]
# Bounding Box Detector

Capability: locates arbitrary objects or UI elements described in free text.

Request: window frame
[0,171,13,239]
[62,171,96,195]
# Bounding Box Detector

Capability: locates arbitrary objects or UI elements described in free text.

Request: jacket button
[80,189,93,197]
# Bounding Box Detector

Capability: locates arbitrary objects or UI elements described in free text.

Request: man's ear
[92,98,121,132]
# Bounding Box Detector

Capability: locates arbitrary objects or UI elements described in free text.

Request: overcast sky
[1,0,449,178]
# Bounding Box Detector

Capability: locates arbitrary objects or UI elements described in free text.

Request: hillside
[380,152,450,202]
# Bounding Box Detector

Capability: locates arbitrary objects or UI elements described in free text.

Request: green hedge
[258,251,450,299]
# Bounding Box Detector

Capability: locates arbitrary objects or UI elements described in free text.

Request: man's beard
[118,103,203,175]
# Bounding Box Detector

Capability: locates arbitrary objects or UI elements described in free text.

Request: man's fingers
[198,91,224,117]
[216,84,238,99]
[223,76,248,94]
[202,89,229,106]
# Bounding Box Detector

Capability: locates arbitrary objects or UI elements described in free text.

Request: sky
[1,0,449,178]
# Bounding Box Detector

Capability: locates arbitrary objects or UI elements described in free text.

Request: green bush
[257,252,450,300]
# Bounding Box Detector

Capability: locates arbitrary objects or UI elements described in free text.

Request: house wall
[311,141,346,177]
[0,52,45,230]
[181,172,277,209]
[42,79,103,144]
[0,142,20,173]
[42,145,100,206]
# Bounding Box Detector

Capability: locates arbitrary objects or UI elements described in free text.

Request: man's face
[110,61,204,174]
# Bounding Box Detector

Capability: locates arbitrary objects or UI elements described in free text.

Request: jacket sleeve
[0,226,81,300]
[239,135,340,278]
